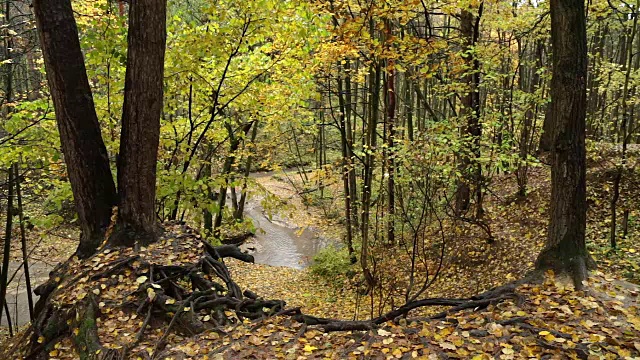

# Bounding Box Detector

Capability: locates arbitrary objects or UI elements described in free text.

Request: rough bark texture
[535,0,592,288]
[33,0,117,258]
[115,0,167,246]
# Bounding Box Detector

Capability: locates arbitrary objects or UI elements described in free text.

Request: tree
[535,0,593,288]
[113,0,167,246]
[33,0,118,258]
[34,0,167,257]
[455,4,484,218]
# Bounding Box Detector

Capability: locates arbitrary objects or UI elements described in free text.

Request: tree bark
[33,0,117,258]
[535,0,592,288]
[385,19,396,246]
[336,66,357,263]
[517,39,543,196]
[115,0,167,246]
[609,0,639,248]
[15,164,34,322]
[0,169,13,327]
[455,5,484,217]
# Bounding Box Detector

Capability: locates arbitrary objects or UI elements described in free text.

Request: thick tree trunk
[33,0,117,258]
[535,0,592,288]
[115,0,167,246]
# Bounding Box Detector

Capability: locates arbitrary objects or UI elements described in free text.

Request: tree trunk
[336,67,357,263]
[517,39,543,196]
[115,0,167,246]
[0,169,13,327]
[235,123,258,220]
[33,0,117,258]
[455,5,484,217]
[214,122,253,236]
[360,56,381,288]
[535,0,592,288]
[15,164,34,322]
[609,0,639,248]
[385,19,396,246]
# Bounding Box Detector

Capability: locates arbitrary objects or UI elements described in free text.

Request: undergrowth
[310,245,354,282]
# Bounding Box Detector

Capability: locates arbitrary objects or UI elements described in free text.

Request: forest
[0,0,639,358]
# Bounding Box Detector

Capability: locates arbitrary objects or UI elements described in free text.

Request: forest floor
[0,144,639,359]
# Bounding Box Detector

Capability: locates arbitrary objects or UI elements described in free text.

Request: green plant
[310,245,352,281]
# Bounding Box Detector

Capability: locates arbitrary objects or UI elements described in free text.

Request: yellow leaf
[147,288,156,301]
[303,344,317,352]
[136,276,148,284]
[472,355,490,360]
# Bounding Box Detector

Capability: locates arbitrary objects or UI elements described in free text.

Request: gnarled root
[18,223,280,359]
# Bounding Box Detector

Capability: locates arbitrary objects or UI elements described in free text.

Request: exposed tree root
[291,287,519,332]
[16,224,282,359]
[10,223,523,358]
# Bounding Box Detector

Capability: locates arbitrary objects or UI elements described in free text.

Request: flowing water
[239,197,332,269]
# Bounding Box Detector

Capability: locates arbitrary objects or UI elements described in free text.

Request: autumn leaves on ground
[3,0,640,359]
[2,154,639,359]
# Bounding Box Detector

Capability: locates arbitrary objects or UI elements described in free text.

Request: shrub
[310,245,352,281]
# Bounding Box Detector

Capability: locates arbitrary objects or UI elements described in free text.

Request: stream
[239,197,332,269]
[231,169,336,269]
